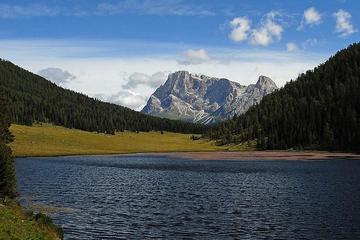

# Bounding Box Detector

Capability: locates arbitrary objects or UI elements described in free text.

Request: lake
[16,155,360,239]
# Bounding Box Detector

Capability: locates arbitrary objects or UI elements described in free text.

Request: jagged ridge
[141,71,278,124]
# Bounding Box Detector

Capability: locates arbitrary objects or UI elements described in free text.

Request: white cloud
[229,17,251,42]
[95,90,146,110]
[334,9,357,37]
[250,28,271,46]
[229,12,284,46]
[38,67,76,85]
[178,49,211,65]
[297,7,322,30]
[286,42,299,52]
[123,72,167,89]
[109,90,146,110]
[304,7,322,25]
[250,12,284,46]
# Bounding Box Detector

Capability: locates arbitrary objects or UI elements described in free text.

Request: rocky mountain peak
[255,75,278,94]
[256,75,277,87]
[142,72,278,124]
[170,70,190,79]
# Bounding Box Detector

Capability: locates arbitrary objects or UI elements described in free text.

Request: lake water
[16,155,360,239]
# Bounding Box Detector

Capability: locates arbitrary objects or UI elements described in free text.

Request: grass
[0,199,62,240]
[10,123,225,157]
[227,140,257,151]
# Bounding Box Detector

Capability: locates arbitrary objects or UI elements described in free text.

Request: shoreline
[15,150,360,161]
[169,151,360,161]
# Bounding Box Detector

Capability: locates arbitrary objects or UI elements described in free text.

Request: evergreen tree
[322,123,334,149]
[0,90,16,198]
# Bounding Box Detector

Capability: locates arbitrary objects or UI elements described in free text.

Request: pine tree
[0,91,16,198]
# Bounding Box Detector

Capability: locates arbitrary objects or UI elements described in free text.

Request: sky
[0,0,359,110]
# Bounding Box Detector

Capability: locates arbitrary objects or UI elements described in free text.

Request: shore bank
[0,199,62,240]
[17,151,360,161]
[156,151,360,161]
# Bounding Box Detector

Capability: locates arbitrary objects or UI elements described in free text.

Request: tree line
[0,60,206,134]
[206,43,360,152]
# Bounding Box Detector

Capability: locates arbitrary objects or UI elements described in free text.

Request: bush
[190,135,201,140]
[34,213,64,239]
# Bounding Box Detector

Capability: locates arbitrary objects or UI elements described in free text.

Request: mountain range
[141,71,278,124]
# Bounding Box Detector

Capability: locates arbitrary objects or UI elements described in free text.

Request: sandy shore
[154,151,360,161]
[19,150,360,161]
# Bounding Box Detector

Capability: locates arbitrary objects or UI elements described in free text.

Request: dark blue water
[16,155,360,239]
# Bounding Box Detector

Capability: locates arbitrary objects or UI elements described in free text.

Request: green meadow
[10,123,227,157]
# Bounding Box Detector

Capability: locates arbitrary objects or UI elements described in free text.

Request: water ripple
[16,155,360,240]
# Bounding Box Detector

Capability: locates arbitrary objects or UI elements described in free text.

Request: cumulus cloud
[228,17,251,42]
[111,72,168,109]
[94,90,146,110]
[304,7,322,25]
[122,72,167,89]
[250,12,284,46]
[286,42,299,52]
[298,7,322,30]
[178,49,211,65]
[109,90,146,110]
[334,9,357,37]
[38,67,76,85]
[229,12,283,46]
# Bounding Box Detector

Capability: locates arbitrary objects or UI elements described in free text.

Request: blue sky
[0,0,359,109]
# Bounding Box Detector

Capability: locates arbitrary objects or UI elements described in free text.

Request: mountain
[141,71,277,124]
[0,60,206,134]
[206,43,360,152]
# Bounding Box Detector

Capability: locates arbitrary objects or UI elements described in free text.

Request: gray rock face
[141,71,278,124]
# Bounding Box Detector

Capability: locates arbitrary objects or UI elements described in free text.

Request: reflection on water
[16,155,360,239]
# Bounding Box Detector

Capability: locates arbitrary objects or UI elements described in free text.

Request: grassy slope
[0,200,60,240]
[10,124,225,157]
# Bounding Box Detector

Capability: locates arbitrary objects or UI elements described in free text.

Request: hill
[0,60,205,134]
[142,71,277,124]
[206,43,360,152]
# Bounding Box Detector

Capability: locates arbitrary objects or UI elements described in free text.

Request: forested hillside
[0,60,205,134]
[206,43,360,152]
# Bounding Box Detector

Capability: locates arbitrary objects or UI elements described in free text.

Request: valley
[0,1,359,238]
